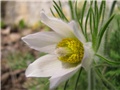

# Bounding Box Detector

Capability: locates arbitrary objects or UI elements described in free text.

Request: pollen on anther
[56,38,84,64]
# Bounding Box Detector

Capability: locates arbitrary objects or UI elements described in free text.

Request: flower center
[55,38,84,64]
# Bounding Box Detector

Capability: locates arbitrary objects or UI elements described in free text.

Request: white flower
[22,11,94,90]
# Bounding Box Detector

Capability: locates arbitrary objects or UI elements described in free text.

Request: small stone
[1,27,11,35]
[9,33,21,42]
[21,29,32,36]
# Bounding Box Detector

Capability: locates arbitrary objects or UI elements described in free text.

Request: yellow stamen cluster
[56,38,84,64]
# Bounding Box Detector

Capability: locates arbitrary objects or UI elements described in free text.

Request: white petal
[39,44,56,53]
[22,32,62,52]
[49,63,81,90]
[68,21,86,43]
[25,54,62,77]
[40,11,74,38]
[81,42,94,71]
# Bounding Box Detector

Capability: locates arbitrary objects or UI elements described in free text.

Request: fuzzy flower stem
[64,80,69,90]
[104,1,117,55]
[88,68,95,90]
[74,67,83,90]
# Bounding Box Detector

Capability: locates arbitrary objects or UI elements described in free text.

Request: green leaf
[75,0,78,18]
[19,19,26,29]
[93,60,117,90]
[80,1,87,35]
[96,14,115,52]
[89,7,96,50]
[81,1,87,23]
[101,1,106,27]
[99,1,105,22]
[109,1,117,17]
[105,69,120,77]
[84,8,90,41]
[74,0,84,36]
[95,68,117,90]
[50,8,56,17]
[75,0,79,20]
[94,1,99,35]
[58,0,62,8]
[53,1,68,22]
[89,7,93,35]
[0,21,5,28]
[68,0,75,20]
[77,1,87,38]
[53,5,62,18]
[95,54,120,65]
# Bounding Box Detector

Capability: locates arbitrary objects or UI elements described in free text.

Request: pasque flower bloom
[22,11,94,90]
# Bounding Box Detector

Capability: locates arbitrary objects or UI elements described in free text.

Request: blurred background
[1,1,120,90]
[1,1,71,90]
[1,1,53,90]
